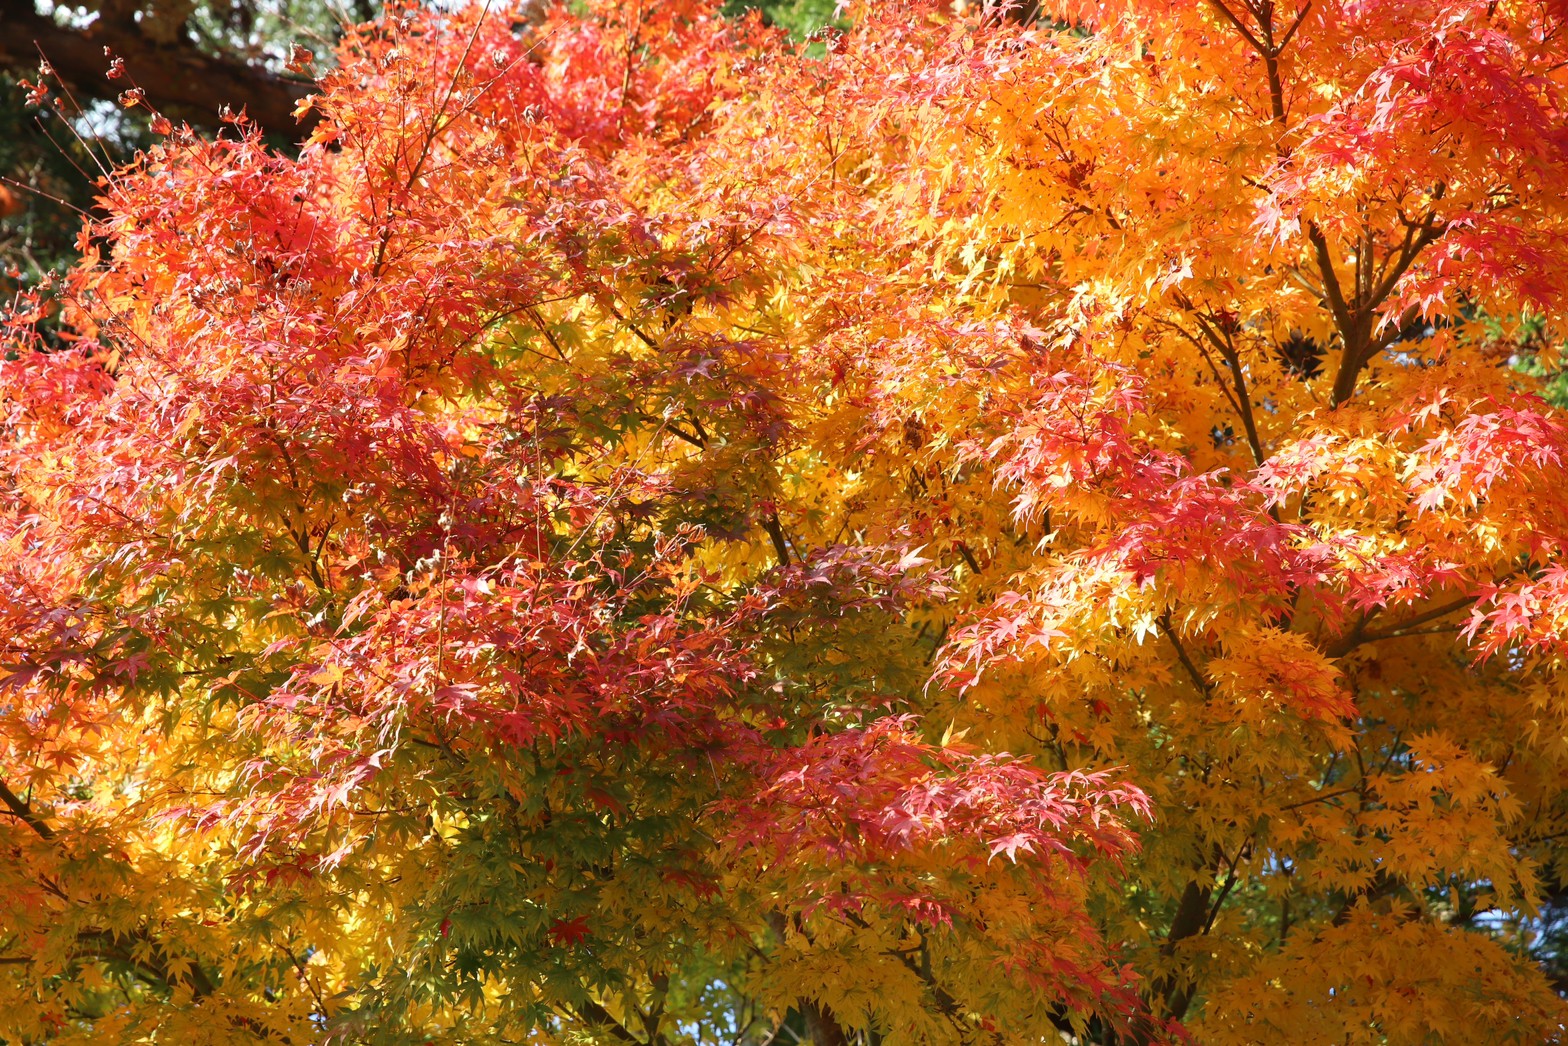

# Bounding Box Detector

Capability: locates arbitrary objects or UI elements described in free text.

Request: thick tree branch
[1203,0,1266,54]
[0,777,53,839]
[1310,199,1447,406]
[1207,0,1311,123]
[1274,1,1313,52]
[1156,878,1213,1006]
[799,1001,850,1046]
[0,0,314,133]
[1159,612,1213,696]
[76,927,218,999]
[572,999,651,1044]
[1325,593,1478,657]
[1191,312,1267,467]
[1305,221,1356,342]
[761,511,792,567]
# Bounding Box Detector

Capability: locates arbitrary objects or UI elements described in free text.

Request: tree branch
[1326,593,1477,657]
[1203,0,1266,53]
[1160,612,1213,696]
[1191,312,1267,467]
[1305,221,1356,342]
[761,511,792,567]
[0,0,314,133]
[572,999,648,1044]
[799,1001,850,1046]
[0,778,53,840]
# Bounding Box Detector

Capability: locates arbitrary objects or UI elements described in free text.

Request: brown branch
[1178,322,1251,424]
[1160,612,1213,696]
[1145,837,1249,1031]
[1326,593,1477,657]
[1261,51,1287,124]
[1305,222,1356,343]
[0,778,53,840]
[800,1002,850,1046]
[760,511,791,567]
[1203,0,1266,53]
[1368,219,1446,312]
[1136,877,1212,1036]
[1206,0,1312,123]
[75,927,217,999]
[602,300,661,352]
[1274,1,1313,52]
[883,933,980,1035]
[0,0,314,134]
[571,999,648,1044]
[1280,786,1359,811]
[1313,201,1447,405]
[1191,312,1266,467]
[283,944,330,1020]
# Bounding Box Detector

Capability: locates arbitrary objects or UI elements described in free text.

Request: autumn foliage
[3,0,1568,1041]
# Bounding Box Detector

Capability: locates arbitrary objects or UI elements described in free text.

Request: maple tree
[4,0,1568,1042]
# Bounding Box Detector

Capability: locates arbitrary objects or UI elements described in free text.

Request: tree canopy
[3,0,1568,1043]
